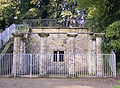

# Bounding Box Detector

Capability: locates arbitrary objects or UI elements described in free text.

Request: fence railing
[0,53,116,78]
[23,19,86,28]
[0,24,16,48]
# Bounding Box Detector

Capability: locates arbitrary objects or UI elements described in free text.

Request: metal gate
[0,52,116,77]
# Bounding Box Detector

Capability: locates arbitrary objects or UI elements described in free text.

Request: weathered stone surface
[88,35,97,76]
[68,37,75,75]
[96,36,103,76]
[12,37,20,75]
[12,37,26,75]
[40,36,47,74]
[27,34,41,54]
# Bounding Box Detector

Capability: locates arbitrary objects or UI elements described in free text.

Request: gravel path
[0,78,119,88]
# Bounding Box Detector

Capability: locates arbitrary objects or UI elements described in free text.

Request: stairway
[0,24,15,48]
[0,24,29,53]
[0,38,13,53]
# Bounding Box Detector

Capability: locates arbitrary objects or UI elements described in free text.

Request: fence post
[30,54,32,78]
[14,54,16,78]
[8,28,10,41]
[92,38,97,76]
[0,33,1,48]
[113,51,116,77]
[0,54,2,75]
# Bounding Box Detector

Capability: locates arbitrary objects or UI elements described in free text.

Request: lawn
[112,85,120,88]
[118,80,120,82]
[112,80,120,88]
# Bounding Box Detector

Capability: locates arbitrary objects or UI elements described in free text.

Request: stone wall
[26,28,91,75]
[28,28,90,54]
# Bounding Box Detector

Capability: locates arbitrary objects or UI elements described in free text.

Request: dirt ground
[0,77,119,88]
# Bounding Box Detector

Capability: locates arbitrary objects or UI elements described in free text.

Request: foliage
[0,0,16,30]
[1,4,16,27]
[23,8,41,19]
[117,62,120,74]
[0,0,51,30]
[49,0,84,26]
[112,85,120,88]
[76,0,120,31]
[101,21,120,54]
[0,0,84,30]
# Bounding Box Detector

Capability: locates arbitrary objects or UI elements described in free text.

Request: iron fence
[0,53,116,78]
[23,19,86,28]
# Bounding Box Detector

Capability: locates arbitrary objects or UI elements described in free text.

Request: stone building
[12,26,104,77]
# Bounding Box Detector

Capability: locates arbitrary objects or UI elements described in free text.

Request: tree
[0,0,51,30]
[49,0,84,27]
[76,0,120,31]
[0,0,16,30]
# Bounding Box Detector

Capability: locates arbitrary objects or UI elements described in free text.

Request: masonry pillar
[91,37,96,76]
[19,39,26,74]
[12,37,20,76]
[88,34,97,76]
[67,33,77,77]
[12,33,26,76]
[96,33,104,76]
[88,34,93,76]
[39,33,49,75]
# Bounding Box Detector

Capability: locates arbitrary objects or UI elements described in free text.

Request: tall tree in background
[0,0,51,30]
[0,0,16,31]
[50,0,84,27]
[76,0,120,32]
[19,0,50,19]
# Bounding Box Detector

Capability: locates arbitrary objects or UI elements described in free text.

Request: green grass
[112,85,120,88]
[118,80,120,82]
[112,80,120,88]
